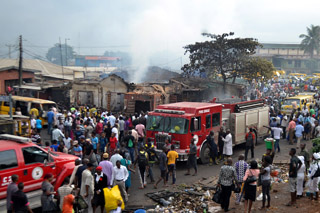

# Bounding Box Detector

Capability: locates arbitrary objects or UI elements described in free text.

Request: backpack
[138,151,148,166]
[246,132,254,146]
[312,164,320,179]
[128,138,133,148]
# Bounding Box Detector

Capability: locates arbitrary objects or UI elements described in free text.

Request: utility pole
[65,38,70,66]
[18,35,23,88]
[5,44,14,58]
[59,37,65,80]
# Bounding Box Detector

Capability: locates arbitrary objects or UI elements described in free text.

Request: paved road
[38,129,312,211]
[126,137,311,209]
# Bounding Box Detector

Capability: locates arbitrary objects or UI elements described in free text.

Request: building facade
[256,43,320,74]
[0,69,35,95]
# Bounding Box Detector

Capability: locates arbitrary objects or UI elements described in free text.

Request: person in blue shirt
[99,132,107,154]
[91,132,99,154]
[50,140,59,151]
[295,122,304,149]
[36,116,42,133]
[47,109,55,135]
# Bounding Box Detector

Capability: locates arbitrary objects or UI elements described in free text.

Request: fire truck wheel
[200,143,210,164]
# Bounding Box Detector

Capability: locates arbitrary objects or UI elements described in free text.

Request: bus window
[191,117,201,132]
[212,113,220,127]
[206,114,211,129]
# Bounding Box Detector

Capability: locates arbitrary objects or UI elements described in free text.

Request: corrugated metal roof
[0,59,74,79]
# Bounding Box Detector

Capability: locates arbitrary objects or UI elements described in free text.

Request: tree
[299,24,320,58]
[242,58,275,84]
[182,32,261,91]
[46,43,75,66]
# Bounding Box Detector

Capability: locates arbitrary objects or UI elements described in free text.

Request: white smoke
[128,0,240,83]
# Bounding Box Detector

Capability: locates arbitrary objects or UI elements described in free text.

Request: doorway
[134,100,150,114]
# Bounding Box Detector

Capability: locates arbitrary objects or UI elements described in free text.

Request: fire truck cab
[146,99,269,164]
[0,134,78,211]
[146,102,222,164]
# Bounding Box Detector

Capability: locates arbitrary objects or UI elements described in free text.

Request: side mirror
[193,118,198,131]
[44,159,48,166]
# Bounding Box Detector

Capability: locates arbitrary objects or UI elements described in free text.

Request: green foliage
[242,58,275,83]
[300,25,320,58]
[46,43,75,66]
[182,32,261,89]
[311,138,320,153]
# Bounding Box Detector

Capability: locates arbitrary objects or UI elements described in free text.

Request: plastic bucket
[265,139,273,149]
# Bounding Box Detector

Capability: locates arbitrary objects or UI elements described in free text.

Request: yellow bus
[281,95,314,115]
[0,96,57,125]
[289,73,307,78]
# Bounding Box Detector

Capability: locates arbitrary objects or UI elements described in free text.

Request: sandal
[258,207,265,210]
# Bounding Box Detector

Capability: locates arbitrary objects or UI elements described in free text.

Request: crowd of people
[9,105,188,213]
[7,77,320,212]
[214,78,320,212]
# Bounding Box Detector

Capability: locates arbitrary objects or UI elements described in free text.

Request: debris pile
[145,184,222,212]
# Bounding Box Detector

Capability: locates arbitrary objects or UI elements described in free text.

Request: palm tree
[300,25,320,58]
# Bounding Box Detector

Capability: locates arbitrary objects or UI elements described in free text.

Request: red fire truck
[0,134,78,211]
[146,99,269,163]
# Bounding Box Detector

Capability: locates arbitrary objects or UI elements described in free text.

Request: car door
[0,149,23,199]
[21,146,56,193]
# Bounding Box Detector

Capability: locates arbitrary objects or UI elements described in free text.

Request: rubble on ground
[144,162,291,212]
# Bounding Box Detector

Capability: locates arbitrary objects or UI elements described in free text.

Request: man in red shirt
[244,128,255,161]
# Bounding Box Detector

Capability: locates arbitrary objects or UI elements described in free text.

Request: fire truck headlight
[173,141,180,149]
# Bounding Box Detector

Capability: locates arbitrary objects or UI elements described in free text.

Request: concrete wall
[71,75,129,111]
[100,76,128,110]
[70,83,100,107]
[124,93,163,114]
[0,69,34,95]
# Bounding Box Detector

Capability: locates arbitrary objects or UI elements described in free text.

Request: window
[31,103,41,110]
[15,101,29,115]
[0,150,18,170]
[191,117,201,132]
[295,60,301,68]
[206,114,211,129]
[147,115,165,131]
[22,147,48,165]
[212,113,220,127]
[163,117,189,134]
[288,60,292,65]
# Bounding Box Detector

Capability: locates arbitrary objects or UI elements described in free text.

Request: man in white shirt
[111,160,129,202]
[222,129,233,157]
[265,124,283,153]
[52,125,65,142]
[281,115,288,139]
[110,149,123,167]
[109,113,116,127]
[80,163,94,213]
[30,117,36,129]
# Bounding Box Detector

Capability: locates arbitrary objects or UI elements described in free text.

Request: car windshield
[147,115,189,134]
[283,99,300,106]
[147,115,165,131]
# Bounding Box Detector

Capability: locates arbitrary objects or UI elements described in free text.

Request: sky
[0,0,319,78]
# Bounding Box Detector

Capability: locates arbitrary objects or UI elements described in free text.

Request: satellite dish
[193,135,199,145]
